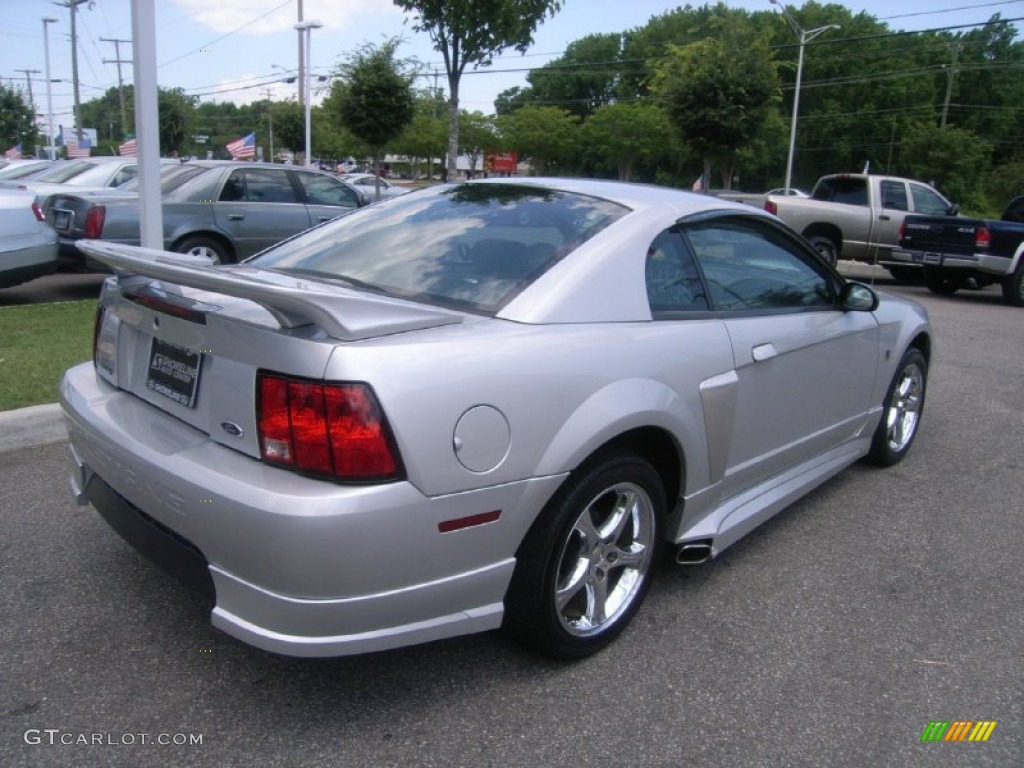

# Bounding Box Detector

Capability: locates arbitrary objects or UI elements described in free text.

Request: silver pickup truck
[764,173,958,277]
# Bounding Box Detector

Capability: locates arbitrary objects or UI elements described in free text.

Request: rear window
[249,184,629,314]
[27,160,94,183]
[812,177,868,206]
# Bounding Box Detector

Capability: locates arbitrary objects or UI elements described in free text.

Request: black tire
[504,453,664,659]
[885,266,923,283]
[1001,262,1024,307]
[807,235,839,267]
[174,236,233,265]
[923,268,964,296]
[867,348,927,467]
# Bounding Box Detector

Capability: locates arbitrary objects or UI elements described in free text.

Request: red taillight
[31,202,45,222]
[898,220,906,240]
[975,225,991,250]
[764,200,778,216]
[83,205,106,238]
[257,373,402,482]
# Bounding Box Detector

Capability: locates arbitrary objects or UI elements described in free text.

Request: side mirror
[948,203,960,216]
[840,282,879,312]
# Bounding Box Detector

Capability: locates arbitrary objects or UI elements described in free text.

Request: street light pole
[294,20,322,168]
[42,16,58,160]
[770,0,839,193]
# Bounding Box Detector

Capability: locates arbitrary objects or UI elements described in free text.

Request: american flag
[65,135,92,158]
[4,143,21,159]
[119,138,138,157]
[225,132,255,159]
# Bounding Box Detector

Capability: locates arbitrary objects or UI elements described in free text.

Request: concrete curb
[0,403,66,455]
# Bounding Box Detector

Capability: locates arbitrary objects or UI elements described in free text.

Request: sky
[2,0,1022,145]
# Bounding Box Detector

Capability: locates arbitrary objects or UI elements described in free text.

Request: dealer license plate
[146,339,201,408]
[923,252,942,265]
[53,209,72,231]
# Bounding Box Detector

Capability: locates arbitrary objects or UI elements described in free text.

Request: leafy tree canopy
[0,83,37,152]
[393,0,564,175]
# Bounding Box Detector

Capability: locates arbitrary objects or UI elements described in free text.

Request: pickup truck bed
[891,197,1024,306]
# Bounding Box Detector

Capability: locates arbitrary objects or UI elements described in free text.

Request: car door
[214,168,312,258]
[680,215,879,499]
[293,171,362,224]
[870,179,910,261]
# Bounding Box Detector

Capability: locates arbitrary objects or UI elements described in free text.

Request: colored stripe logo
[921,721,997,742]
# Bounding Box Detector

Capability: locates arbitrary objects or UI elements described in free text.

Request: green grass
[0,300,96,411]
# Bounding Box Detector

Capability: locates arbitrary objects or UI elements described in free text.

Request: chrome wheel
[504,453,664,658]
[884,362,924,453]
[553,481,656,637]
[868,348,927,466]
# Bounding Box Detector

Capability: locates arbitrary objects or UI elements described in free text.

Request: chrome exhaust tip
[675,542,713,565]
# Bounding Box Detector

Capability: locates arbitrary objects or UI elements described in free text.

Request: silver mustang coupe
[61,178,931,659]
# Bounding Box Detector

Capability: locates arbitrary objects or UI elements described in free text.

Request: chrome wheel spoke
[554,480,656,638]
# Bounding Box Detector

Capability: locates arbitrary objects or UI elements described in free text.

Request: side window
[240,169,299,203]
[111,166,137,187]
[880,180,908,211]
[645,230,709,314]
[219,170,246,202]
[682,219,833,311]
[812,177,868,206]
[297,173,360,208]
[910,184,952,216]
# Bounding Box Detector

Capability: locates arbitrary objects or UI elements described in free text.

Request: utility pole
[296,0,305,108]
[14,69,41,113]
[263,87,275,162]
[941,44,960,128]
[56,0,90,143]
[100,36,132,139]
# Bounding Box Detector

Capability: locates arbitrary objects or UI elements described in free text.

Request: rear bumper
[61,362,562,656]
[889,248,1014,276]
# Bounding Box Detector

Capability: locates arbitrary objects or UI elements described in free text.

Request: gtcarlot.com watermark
[24,729,203,747]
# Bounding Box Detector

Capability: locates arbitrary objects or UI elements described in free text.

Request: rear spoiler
[77,240,464,341]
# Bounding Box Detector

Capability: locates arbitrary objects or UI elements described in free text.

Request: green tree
[0,83,38,154]
[393,0,563,177]
[527,33,622,119]
[326,39,415,195]
[393,95,448,178]
[899,124,991,211]
[652,31,780,189]
[497,105,578,174]
[267,100,305,154]
[459,110,497,177]
[987,156,1024,211]
[494,86,533,116]
[580,102,672,181]
[79,85,197,155]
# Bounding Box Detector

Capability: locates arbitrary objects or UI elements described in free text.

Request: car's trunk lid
[81,240,464,459]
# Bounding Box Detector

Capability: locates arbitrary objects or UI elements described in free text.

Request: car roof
[464,176,767,220]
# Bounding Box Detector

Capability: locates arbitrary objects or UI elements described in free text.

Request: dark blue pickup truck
[892,196,1024,307]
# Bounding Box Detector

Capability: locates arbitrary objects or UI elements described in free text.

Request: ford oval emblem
[220,421,244,438]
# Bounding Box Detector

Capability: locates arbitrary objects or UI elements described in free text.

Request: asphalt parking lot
[1,269,1021,768]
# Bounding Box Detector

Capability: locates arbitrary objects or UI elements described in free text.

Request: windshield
[24,160,95,184]
[249,183,630,314]
[119,164,208,194]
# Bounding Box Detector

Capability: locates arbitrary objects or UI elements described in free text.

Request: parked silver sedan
[0,188,58,289]
[62,178,931,659]
[45,161,365,268]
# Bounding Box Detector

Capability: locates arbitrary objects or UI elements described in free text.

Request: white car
[0,188,58,289]
[339,172,409,201]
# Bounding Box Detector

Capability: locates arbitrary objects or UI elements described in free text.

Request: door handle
[227,214,245,221]
[752,343,777,362]
[318,216,332,222]
[879,214,891,221]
